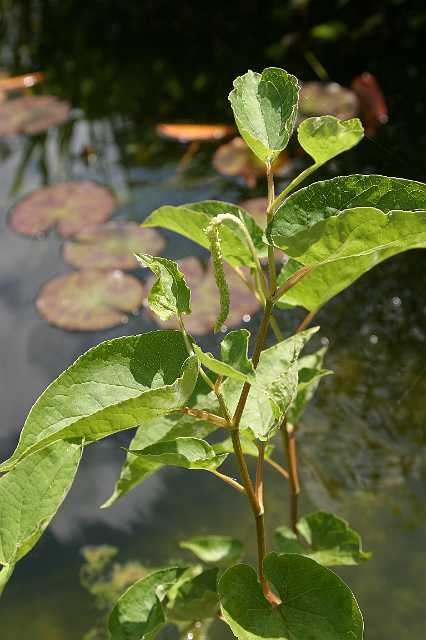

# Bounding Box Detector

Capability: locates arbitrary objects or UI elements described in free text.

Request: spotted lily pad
[156,123,235,143]
[9,181,115,237]
[36,269,144,331]
[299,82,359,120]
[62,221,165,270]
[213,137,291,188]
[145,257,260,335]
[0,95,70,136]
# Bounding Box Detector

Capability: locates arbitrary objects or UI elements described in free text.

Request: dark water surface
[1,4,426,634]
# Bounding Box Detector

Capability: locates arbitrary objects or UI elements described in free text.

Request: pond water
[1,34,426,640]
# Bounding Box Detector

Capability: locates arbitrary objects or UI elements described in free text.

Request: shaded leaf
[137,254,191,321]
[0,331,198,471]
[229,68,299,164]
[0,441,82,571]
[298,116,364,166]
[142,200,265,268]
[129,437,227,470]
[108,567,186,640]
[63,222,165,270]
[220,329,253,375]
[275,511,371,566]
[180,536,244,565]
[219,553,363,640]
[36,269,145,331]
[166,567,220,621]
[9,181,114,237]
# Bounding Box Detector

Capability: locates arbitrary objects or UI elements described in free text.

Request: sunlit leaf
[0,95,70,136]
[108,567,186,640]
[137,254,191,321]
[36,269,145,331]
[275,511,371,566]
[288,346,332,424]
[0,441,82,575]
[142,200,265,268]
[298,116,364,166]
[218,553,363,640]
[180,536,244,565]
[300,81,359,120]
[129,437,227,470]
[193,344,253,383]
[0,331,198,471]
[9,181,114,237]
[166,567,219,621]
[63,222,165,270]
[229,68,299,164]
[220,329,253,375]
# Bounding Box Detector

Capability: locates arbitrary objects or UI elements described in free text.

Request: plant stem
[295,309,318,333]
[281,420,300,532]
[272,266,311,303]
[270,314,284,341]
[211,469,246,494]
[265,457,289,480]
[181,407,230,429]
[271,162,320,214]
[255,443,265,513]
[266,162,277,295]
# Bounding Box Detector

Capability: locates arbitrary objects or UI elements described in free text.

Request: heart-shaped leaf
[180,536,244,565]
[129,437,227,471]
[166,567,220,621]
[298,116,364,166]
[36,269,145,331]
[0,331,198,472]
[218,553,363,640]
[137,254,191,321]
[9,181,114,237]
[229,68,299,164]
[142,200,265,268]
[275,511,371,566]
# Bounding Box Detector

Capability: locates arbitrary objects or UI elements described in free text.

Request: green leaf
[275,511,371,566]
[193,344,253,383]
[129,437,227,470]
[229,68,299,164]
[180,536,244,565]
[218,553,363,640]
[142,200,265,268]
[0,564,15,597]
[220,329,254,375]
[136,254,191,321]
[166,567,219,621]
[288,346,331,424]
[298,116,364,166]
[0,441,82,571]
[0,331,198,471]
[268,174,426,243]
[108,567,186,640]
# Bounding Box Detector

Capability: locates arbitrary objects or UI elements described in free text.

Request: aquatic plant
[1,67,426,639]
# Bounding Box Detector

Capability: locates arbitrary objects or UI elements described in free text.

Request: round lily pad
[156,123,234,143]
[63,221,165,270]
[9,181,115,237]
[36,269,145,331]
[299,82,359,120]
[0,95,70,136]
[213,137,291,188]
[146,257,260,335]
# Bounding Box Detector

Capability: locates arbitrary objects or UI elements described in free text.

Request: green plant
[1,66,426,639]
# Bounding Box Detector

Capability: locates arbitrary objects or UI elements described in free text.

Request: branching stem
[211,469,246,494]
[281,419,300,532]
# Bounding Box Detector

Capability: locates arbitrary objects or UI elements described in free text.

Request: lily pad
[156,123,235,143]
[299,81,359,120]
[9,181,115,237]
[63,222,165,270]
[213,137,291,188]
[36,269,145,331]
[146,257,260,335]
[0,95,70,136]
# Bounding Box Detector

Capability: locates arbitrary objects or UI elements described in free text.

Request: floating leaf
[219,554,363,640]
[0,441,82,574]
[166,567,220,621]
[275,511,371,566]
[300,81,359,119]
[108,567,186,640]
[142,200,265,268]
[36,269,145,331]
[62,222,165,270]
[288,346,331,424]
[137,254,191,321]
[229,68,299,164]
[0,95,70,136]
[146,258,261,336]
[156,123,234,142]
[180,536,244,565]
[129,437,227,471]
[9,181,114,237]
[220,329,253,375]
[213,137,291,188]
[0,331,198,471]
[298,116,364,166]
